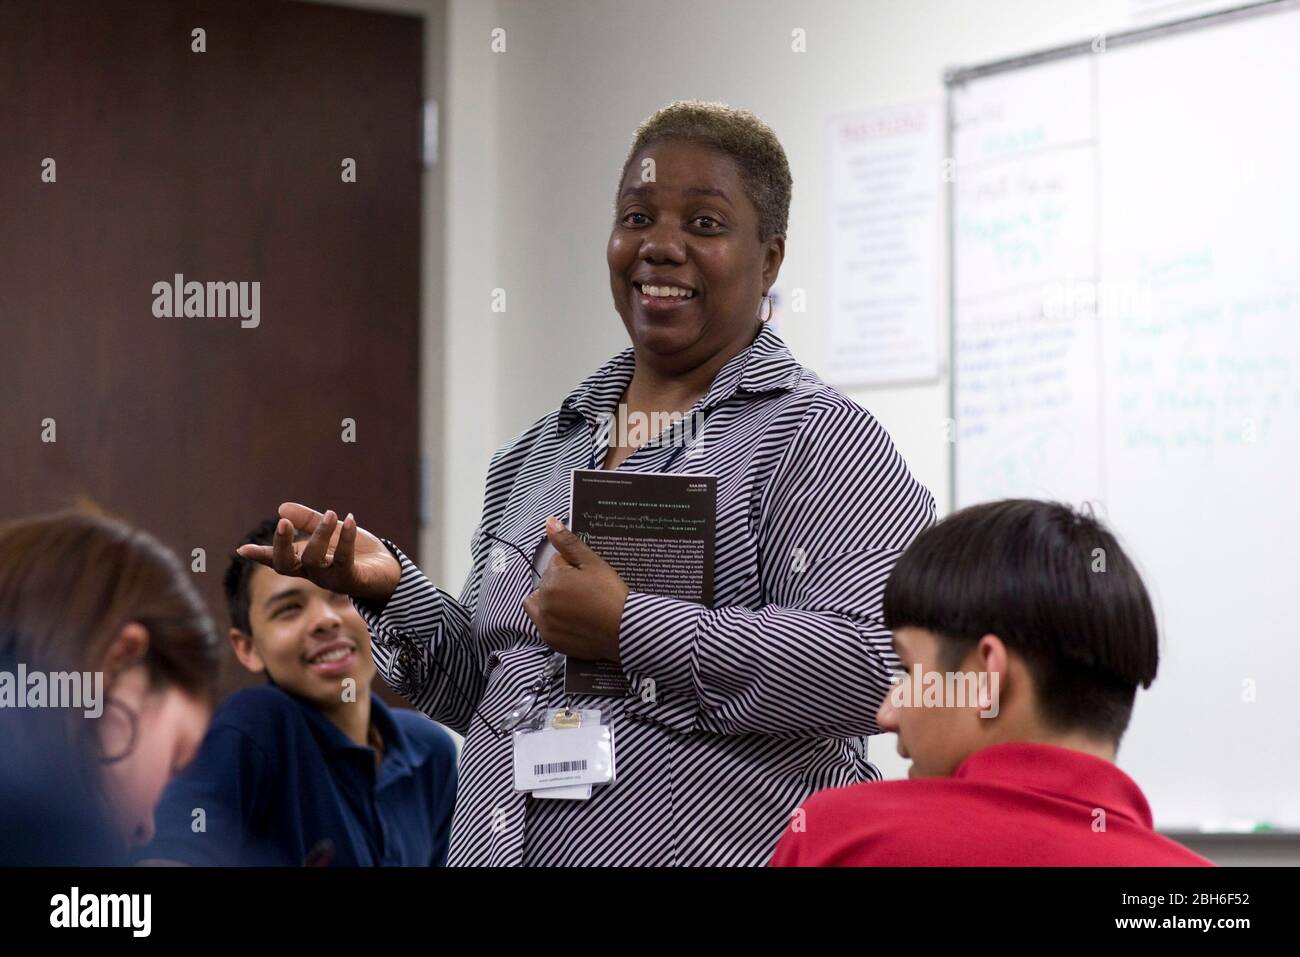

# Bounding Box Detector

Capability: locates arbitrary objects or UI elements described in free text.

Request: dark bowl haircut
[882,499,1159,742]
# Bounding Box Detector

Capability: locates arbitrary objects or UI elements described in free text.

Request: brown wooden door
[0,0,424,695]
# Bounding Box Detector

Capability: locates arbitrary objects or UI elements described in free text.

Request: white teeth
[311,647,350,664]
[640,284,694,298]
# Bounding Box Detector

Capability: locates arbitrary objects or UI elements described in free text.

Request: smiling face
[231,564,376,708]
[607,139,784,372]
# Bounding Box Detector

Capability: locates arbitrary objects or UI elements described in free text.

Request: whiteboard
[951,3,1300,831]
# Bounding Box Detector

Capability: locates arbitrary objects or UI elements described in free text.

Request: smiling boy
[770,500,1210,867]
[133,519,457,866]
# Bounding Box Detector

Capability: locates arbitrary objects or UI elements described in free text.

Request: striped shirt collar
[558,321,803,433]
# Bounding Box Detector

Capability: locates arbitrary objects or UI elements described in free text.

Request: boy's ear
[228,627,266,674]
[975,633,1008,673]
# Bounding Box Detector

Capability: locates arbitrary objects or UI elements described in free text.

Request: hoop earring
[97,697,139,764]
[757,294,773,323]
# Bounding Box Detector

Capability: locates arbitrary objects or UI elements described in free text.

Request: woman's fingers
[333,513,358,570]
[235,543,275,567]
[299,509,337,568]
[245,505,388,600]
[278,501,325,535]
[271,518,303,573]
[241,506,355,583]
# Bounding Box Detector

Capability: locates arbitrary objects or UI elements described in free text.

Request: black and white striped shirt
[356,321,936,865]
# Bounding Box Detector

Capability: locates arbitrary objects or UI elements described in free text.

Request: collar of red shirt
[953,741,1155,830]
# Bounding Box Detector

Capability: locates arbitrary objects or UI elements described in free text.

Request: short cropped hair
[883,499,1159,742]
[223,519,307,635]
[615,99,793,242]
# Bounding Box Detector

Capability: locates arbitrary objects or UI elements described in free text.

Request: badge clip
[551,707,582,729]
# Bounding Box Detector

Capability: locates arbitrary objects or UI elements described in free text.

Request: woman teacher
[241,101,936,865]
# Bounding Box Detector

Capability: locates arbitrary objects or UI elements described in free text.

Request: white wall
[328,0,1289,864]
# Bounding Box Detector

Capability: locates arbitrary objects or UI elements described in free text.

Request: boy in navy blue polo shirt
[133,519,457,866]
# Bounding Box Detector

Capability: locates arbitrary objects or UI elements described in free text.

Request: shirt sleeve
[351,419,550,736]
[353,543,485,736]
[130,725,272,866]
[617,391,936,738]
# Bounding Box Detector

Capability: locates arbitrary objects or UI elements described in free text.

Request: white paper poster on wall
[824,101,943,387]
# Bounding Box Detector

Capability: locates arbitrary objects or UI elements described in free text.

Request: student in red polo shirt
[770,499,1211,867]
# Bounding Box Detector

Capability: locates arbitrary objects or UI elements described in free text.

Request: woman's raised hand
[235,503,401,605]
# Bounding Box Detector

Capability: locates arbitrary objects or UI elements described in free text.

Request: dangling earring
[757,294,773,323]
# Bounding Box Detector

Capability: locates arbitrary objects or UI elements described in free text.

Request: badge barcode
[533,759,588,775]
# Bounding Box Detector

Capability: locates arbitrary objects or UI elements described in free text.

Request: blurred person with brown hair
[0,508,222,864]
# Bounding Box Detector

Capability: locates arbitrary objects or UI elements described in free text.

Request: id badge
[512,708,616,793]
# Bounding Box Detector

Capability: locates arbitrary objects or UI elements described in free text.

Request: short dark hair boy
[134,519,458,866]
